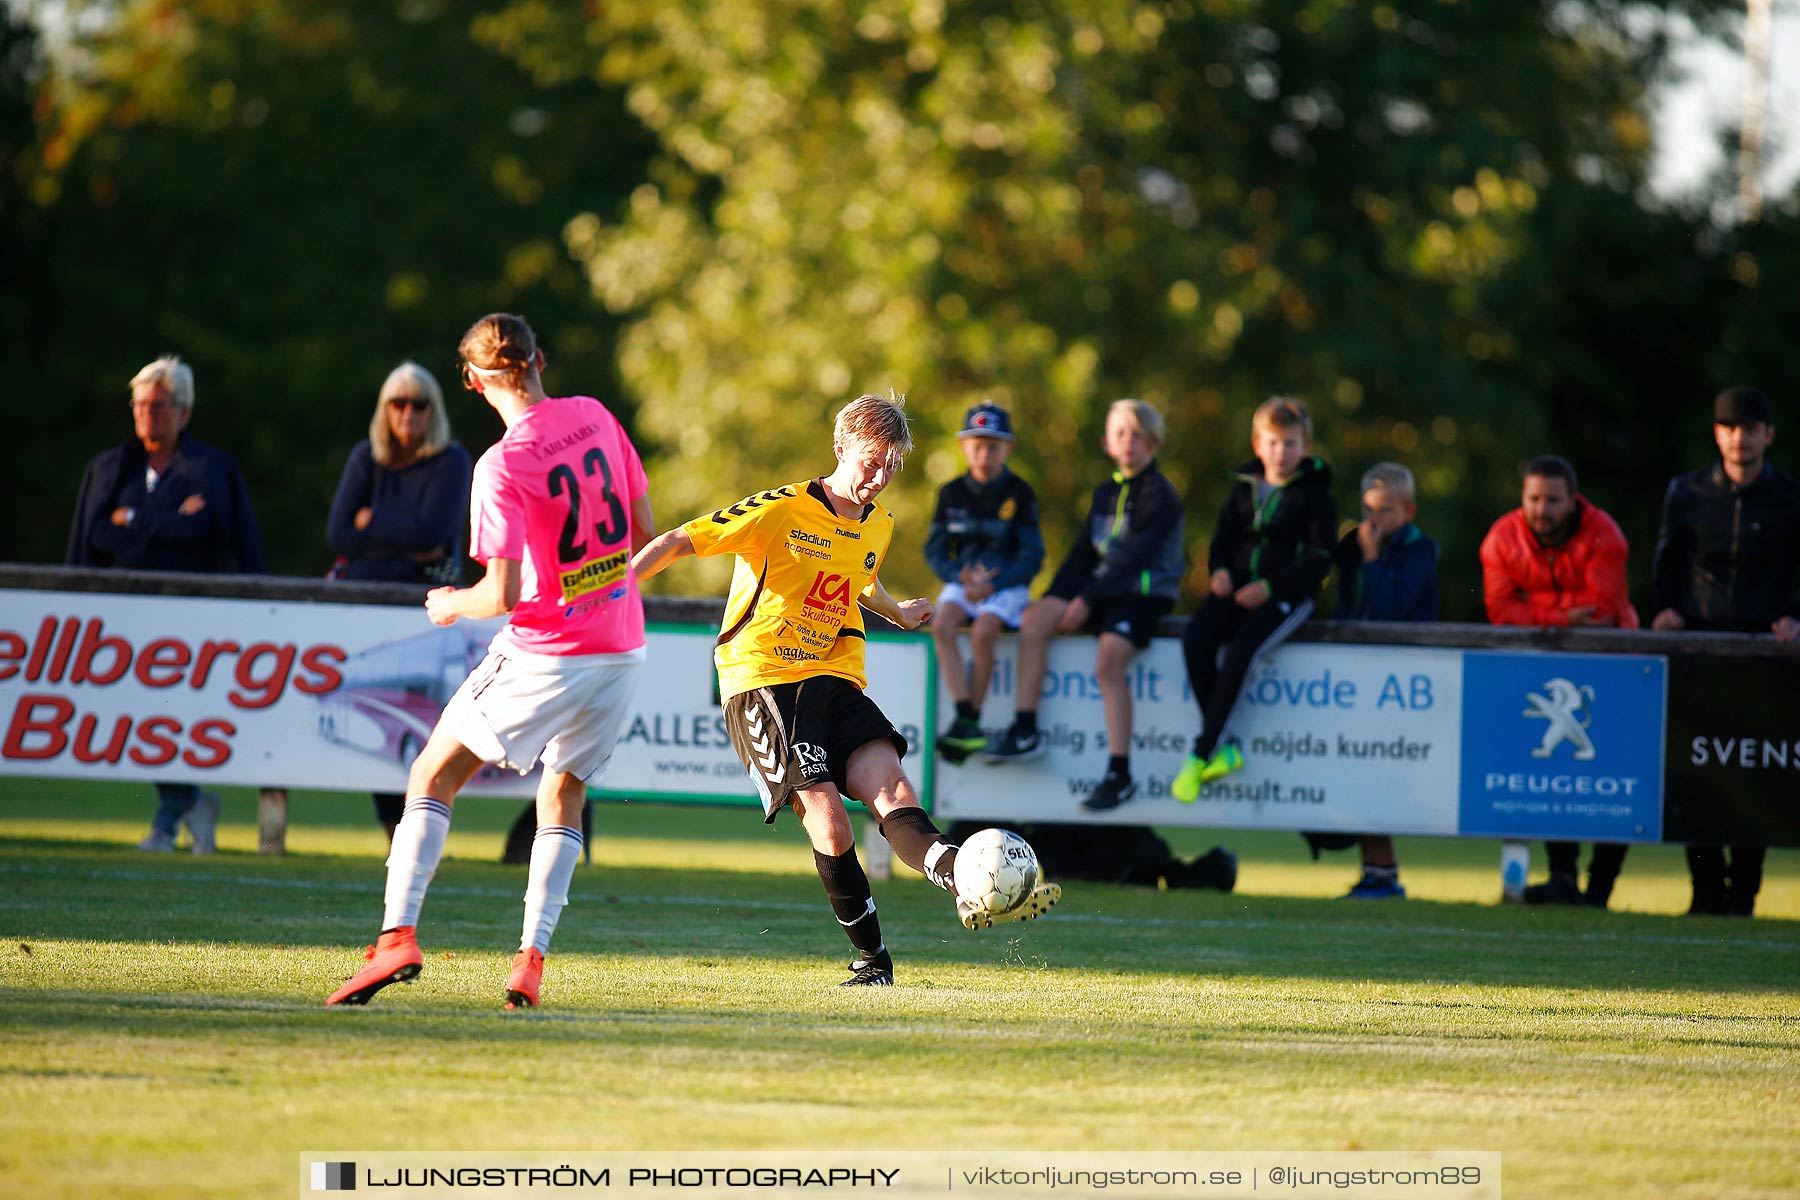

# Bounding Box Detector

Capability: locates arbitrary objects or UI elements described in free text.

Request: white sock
[521,824,584,954]
[382,797,452,930]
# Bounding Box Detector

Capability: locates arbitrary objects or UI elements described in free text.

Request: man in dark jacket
[1173,396,1337,802]
[984,400,1184,814]
[1652,386,1800,916]
[66,355,265,854]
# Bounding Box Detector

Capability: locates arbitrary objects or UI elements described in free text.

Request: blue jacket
[1333,523,1439,622]
[327,440,473,583]
[66,432,265,574]
[923,468,1044,590]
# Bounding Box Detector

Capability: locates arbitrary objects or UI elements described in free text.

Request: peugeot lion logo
[1524,677,1596,761]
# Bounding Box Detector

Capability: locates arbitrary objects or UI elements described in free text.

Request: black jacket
[1653,461,1800,631]
[1047,460,1184,602]
[1208,456,1337,604]
[66,432,265,574]
[922,468,1045,590]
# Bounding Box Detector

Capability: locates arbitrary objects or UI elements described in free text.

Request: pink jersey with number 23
[468,395,647,656]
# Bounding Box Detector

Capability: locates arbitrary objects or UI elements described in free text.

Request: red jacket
[1479,498,1640,628]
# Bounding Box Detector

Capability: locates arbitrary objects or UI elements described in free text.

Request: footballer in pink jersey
[469,391,649,657]
[327,313,654,1013]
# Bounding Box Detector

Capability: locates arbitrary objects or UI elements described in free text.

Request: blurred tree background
[8,0,1798,619]
[6,0,652,569]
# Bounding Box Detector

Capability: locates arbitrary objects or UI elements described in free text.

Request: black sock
[1014,710,1038,735]
[880,808,958,892]
[1191,734,1206,757]
[955,700,978,722]
[1107,755,1129,780]
[813,848,884,958]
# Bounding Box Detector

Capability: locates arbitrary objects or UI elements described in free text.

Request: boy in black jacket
[1174,396,1336,801]
[986,399,1185,813]
[926,402,1046,763]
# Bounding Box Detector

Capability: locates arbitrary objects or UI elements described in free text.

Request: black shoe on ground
[841,949,894,986]
[1523,873,1592,907]
[983,725,1043,762]
[1684,881,1728,921]
[1080,772,1137,812]
[1167,846,1237,892]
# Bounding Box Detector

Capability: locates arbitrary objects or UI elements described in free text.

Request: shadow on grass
[4,838,1797,999]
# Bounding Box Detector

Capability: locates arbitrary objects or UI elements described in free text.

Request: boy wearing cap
[926,402,1046,763]
[1653,386,1800,916]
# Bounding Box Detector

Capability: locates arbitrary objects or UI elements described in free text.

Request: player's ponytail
[458,313,539,392]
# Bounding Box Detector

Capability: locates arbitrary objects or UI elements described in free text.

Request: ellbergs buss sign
[0,590,930,802]
[1456,650,1666,841]
[0,592,539,794]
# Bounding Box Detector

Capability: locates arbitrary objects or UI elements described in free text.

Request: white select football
[954,828,1039,916]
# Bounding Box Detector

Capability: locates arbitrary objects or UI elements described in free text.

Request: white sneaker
[956,882,1062,931]
[182,791,221,855]
[137,829,176,852]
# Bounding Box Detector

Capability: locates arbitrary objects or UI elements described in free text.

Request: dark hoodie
[1207,456,1337,605]
[1047,460,1185,602]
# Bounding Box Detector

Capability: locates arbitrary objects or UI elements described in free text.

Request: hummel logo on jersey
[1525,678,1597,761]
[710,486,796,525]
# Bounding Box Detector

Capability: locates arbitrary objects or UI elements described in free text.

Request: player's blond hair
[1252,395,1312,441]
[1360,462,1415,503]
[1108,398,1165,448]
[835,391,914,456]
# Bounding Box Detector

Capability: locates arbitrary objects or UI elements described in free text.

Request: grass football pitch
[1,779,1796,1199]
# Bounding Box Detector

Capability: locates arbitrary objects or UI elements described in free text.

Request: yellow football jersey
[683,479,895,698]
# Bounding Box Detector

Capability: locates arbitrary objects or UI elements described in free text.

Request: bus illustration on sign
[314,622,517,781]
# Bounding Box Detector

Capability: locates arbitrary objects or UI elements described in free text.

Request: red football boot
[325,927,424,1006]
[504,948,544,1010]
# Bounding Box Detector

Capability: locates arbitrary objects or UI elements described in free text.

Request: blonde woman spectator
[327,361,471,584]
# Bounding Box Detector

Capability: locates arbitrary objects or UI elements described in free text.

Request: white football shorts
[439,644,645,782]
[934,582,1031,630]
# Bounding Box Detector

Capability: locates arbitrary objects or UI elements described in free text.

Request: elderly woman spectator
[327,361,472,839]
[327,361,472,585]
[66,354,265,853]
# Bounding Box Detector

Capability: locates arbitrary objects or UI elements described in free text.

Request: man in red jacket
[1479,455,1639,908]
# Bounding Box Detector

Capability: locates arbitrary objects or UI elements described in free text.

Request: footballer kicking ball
[954,828,1039,916]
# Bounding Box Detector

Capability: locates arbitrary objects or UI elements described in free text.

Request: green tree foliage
[13,0,650,573]
[501,0,1741,613]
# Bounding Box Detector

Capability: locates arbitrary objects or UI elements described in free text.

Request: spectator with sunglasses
[328,361,472,586]
[327,361,472,841]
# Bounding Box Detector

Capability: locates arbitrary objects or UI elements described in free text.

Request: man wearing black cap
[1652,386,1800,915]
[925,402,1045,763]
